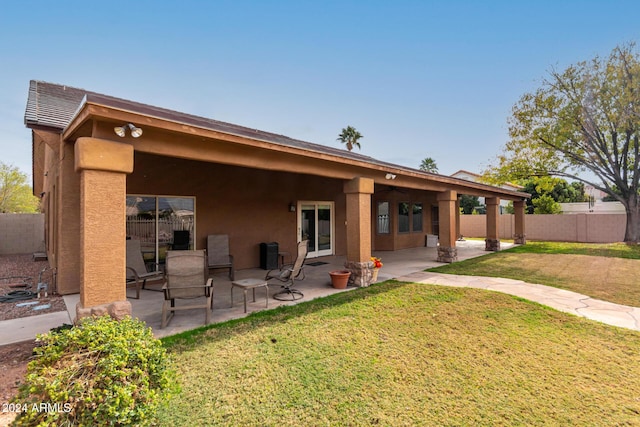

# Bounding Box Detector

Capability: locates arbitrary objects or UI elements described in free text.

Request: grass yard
[429,241,640,307]
[158,282,640,426]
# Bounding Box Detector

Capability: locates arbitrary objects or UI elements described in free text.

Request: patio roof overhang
[57,93,529,201]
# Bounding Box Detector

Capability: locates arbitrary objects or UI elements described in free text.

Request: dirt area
[0,340,35,426]
[0,255,66,322]
[0,254,67,421]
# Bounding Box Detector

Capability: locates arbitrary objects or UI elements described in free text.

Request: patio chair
[162,250,213,328]
[265,240,308,301]
[207,234,235,280]
[171,230,190,250]
[126,239,164,299]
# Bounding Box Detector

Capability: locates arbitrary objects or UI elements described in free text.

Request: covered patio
[63,240,511,337]
[25,81,529,323]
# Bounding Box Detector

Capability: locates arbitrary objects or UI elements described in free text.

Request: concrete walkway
[397,271,640,332]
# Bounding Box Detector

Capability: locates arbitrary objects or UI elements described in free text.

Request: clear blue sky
[2,0,639,179]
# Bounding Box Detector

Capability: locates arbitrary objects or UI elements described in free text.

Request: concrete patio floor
[62,239,500,339]
[3,238,639,346]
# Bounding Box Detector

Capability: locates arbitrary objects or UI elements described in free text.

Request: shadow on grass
[161,280,410,349]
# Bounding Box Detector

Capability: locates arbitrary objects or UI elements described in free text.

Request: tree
[0,163,39,213]
[419,157,439,173]
[520,176,586,214]
[337,126,363,151]
[532,194,563,214]
[531,194,562,215]
[484,44,640,242]
[459,194,481,214]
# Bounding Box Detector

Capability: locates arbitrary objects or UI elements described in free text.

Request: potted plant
[371,256,383,282]
[329,270,351,289]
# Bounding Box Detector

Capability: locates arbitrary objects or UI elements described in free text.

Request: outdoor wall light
[385,173,397,180]
[114,123,143,138]
[289,203,296,212]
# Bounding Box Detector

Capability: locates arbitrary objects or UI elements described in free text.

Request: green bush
[12,316,178,426]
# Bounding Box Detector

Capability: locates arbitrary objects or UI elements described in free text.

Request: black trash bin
[260,242,279,270]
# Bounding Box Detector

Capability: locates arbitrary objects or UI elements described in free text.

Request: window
[412,203,423,232]
[398,202,410,233]
[377,201,390,234]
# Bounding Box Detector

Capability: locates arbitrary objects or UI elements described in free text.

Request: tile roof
[24,81,92,130]
[24,80,388,165]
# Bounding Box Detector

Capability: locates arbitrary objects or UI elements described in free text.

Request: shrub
[11,316,178,426]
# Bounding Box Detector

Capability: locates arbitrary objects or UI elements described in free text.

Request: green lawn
[506,241,640,259]
[158,281,640,426]
[429,241,640,307]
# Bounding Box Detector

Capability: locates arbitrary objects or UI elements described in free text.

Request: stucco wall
[127,153,348,270]
[0,214,45,254]
[460,213,627,243]
[372,187,438,251]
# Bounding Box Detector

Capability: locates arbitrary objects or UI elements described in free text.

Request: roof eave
[61,95,531,201]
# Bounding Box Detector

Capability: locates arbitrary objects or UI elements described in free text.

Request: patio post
[485,197,501,251]
[74,137,134,321]
[343,177,375,287]
[513,200,527,244]
[437,190,458,263]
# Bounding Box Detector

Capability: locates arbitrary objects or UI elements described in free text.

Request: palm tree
[419,157,438,173]
[337,126,363,151]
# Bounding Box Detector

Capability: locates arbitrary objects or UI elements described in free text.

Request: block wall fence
[0,213,629,254]
[0,214,45,255]
[460,213,626,243]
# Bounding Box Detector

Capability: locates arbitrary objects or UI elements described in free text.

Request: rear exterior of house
[25,81,529,319]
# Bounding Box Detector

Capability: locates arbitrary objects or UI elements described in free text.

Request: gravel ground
[0,255,67,424]
[0,254,67,322]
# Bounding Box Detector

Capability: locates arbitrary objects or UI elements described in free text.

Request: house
[25,81,530,319]
[450,170,524,213]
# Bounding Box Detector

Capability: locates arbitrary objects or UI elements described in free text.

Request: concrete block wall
[0,214,45,254]
[460,213,626,243]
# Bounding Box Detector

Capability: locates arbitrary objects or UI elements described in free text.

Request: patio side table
[231,278,269,313]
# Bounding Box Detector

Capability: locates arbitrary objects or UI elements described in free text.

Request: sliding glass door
[126,195,195,267]
[298,201,333,257]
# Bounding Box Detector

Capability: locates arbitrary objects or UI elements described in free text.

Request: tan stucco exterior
[75,138,133,308]
[344,177,374,263]
[26,82,530,314]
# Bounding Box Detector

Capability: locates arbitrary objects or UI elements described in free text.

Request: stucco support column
[513,200,526,244]
[437,190,458,263]
[485,197,501,251]
[343,177,375,287]
[74,137,134,321]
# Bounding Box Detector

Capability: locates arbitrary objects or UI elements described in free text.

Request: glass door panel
[159,197,195,253]
[126,196,158,270]
[298,202,333,257]
[318,204,331,252]
[300,204,316,255]
[126,195,195,268]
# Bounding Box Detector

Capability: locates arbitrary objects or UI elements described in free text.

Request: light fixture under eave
[385,173,397,180]
[114,123,143,138]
